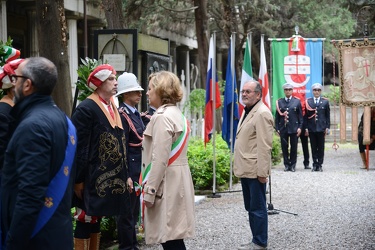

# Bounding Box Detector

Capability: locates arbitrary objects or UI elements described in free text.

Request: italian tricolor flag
[239,36,253,116]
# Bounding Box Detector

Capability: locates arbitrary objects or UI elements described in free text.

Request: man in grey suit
[234,80,274,250]
[275,83,303,172]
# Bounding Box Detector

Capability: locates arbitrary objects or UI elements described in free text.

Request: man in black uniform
[300,102,311,169]
[305,83,330,172]
[116,72,149,250]
[275,83,303,172]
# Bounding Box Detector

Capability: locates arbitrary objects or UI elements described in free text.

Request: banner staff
[211,32,219,197]
[229,32,235,190]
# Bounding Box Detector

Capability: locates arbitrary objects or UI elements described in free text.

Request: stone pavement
[109,142,375,249]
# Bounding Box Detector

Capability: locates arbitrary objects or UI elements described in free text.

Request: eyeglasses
[313,89,321,92]
[284,88,293,91]
[241,89,257,94]
[10,74,29,83]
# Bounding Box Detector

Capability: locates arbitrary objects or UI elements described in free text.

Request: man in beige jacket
[234,80,274,250]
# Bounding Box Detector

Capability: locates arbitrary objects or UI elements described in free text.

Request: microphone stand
[268,126,298,216]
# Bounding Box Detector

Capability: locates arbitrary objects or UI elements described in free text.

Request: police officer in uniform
[305,83,330,172]
[275,83,303,172]
[300,102,311,169]
[116,72,148,250]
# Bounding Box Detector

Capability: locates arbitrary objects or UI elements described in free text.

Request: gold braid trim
[88,92,123,129]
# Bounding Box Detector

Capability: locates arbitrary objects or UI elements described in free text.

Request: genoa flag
[271,36,323,116]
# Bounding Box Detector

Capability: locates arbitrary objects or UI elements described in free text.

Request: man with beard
[234,80,273,250]
[1,57,77,250]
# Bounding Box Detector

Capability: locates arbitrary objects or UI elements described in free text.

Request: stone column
[67,19,78,98]
[0,1,7,42]
[27,10,39,57]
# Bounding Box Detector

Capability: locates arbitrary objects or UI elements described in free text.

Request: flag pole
[211,32,220,198]
[229,32,235,191]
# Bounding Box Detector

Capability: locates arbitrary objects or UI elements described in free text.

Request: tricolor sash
[139,113,189,187]
[137,114,190,227]
[31,117,77,238]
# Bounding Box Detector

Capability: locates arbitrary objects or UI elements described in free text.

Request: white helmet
[115,72,144,97]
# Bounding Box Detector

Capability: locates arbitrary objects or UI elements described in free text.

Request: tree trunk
[102,0,125,29]
[35,0,72,116]
[194,0,208,89]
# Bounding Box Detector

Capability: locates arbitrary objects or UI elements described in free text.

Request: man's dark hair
[22,57,58,95]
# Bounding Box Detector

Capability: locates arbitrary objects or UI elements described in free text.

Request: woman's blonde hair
[148,71,183,105]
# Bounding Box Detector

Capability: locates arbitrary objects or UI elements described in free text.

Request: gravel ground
[125,143,375,250]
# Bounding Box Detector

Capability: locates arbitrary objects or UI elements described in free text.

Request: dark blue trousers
[240,178,268,247]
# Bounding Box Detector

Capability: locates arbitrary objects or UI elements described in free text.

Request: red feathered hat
[87,64,116,90]
[0,58,25,89]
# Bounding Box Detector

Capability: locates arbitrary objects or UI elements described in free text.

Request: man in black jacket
[305,83,330,172]
[275,83,303,172]
[72,65,132,250]
[1,57,76,250]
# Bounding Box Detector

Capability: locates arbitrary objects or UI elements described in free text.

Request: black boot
[312,164,317,172]
[290,163,296,172]
[304,165,311,169]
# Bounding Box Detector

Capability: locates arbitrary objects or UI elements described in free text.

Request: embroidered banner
[334,38,375,106]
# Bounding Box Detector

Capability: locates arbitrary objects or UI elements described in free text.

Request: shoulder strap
[31,116,77,238]
[119,107,143,146]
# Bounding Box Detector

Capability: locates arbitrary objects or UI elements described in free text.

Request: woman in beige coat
[141,71,195,250]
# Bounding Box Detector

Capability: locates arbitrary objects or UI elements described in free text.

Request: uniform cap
[311,83,322,90]
[87,64,116,90]
[115,72,143,97]
[0,58,25,89]
[283,83,294,89]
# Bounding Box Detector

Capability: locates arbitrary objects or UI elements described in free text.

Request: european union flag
[222,39,239,151]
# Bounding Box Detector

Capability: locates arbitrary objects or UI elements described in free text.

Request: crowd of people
[3,51,368,250]
[0,52,195,250]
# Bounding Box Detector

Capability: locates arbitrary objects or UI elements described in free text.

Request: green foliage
[70,208,117,239]
[183,72,224,115]
[323,85,340,105]
[0,37,15,67]
[271,133,282,166]
[0,38,16,99]
[188,134,233,191]
[75,57,101,101]
[188,133,282,191]
[100,216,118,240]
[183,88,206,114]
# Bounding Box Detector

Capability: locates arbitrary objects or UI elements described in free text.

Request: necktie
[315,98,319,105]
[286,98,290,103]
[99,96,115,120]
[134,110,141,120]
[134,110,145,127]
[107,103,115,120]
